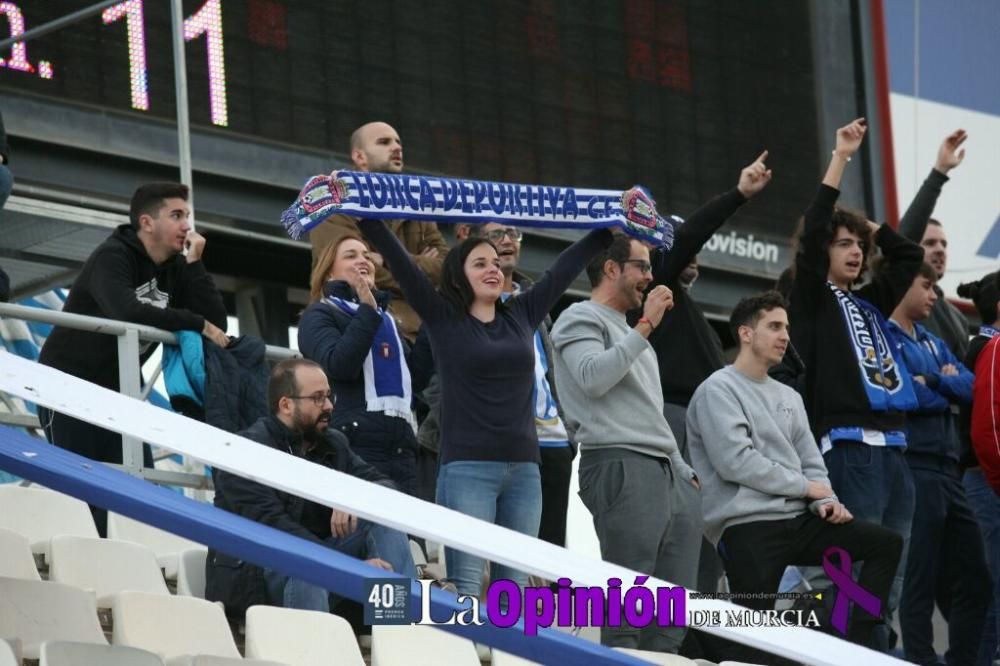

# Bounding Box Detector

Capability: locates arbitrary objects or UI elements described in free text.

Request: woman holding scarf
[298,236,419,495]
[358,214,621,599]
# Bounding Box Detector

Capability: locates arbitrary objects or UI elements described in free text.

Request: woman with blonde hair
[298,235,419,494]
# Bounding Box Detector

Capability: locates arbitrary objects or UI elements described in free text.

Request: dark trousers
[579,447,703,652]
[900,463,991,666]
[38,407,153,537]
[720,512,902,648]
[538,445,573,547]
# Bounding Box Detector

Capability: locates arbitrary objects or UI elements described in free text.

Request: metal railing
[0,302,299,489]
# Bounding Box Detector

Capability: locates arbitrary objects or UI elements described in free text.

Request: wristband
[638,316,653,328]
[832,149,851,162]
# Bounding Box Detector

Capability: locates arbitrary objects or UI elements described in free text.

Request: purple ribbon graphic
[822,546,882,635]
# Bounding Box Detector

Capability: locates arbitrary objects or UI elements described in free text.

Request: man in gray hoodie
[551,233,702,653]
[687,291,902,648]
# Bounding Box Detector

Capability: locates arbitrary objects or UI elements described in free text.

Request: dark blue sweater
[359,219,611,465]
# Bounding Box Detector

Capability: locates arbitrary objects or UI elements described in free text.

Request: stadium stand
[0,527,40,581]
[0,485,98,562]
[0,577,108,659]
[48,535,170,606]
[107,512,207,581]
[371,624,481,666]
[39,641,165,666]
[176,548,208,598]
[244,606,365,666]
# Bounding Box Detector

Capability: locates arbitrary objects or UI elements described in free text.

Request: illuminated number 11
[103,0,149,110]
[184,0,228,127]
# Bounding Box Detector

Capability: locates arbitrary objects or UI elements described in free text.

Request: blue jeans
[964,468,1000,666]
[436,461,541,598]
[263,520,416,612]
[0,165,11,209]
[823,443,915,651]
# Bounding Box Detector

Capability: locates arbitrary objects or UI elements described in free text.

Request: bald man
[309,122,449,341]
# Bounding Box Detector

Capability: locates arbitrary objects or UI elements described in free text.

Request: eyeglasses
[288,391,334,407]
[622,259,652,274]
[483,228,523,243]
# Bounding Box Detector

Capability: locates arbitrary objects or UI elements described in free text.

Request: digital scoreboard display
[0,0,821,274]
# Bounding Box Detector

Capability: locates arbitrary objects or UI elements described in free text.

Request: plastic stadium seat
[0,486,98,561]
[176,548,207,598]
[0,640,17,666]
[40,641,165,665]
[165,657,289,666]
[491,650,542,665]
[0,577,108,659]
[371,625,480,666]
[614,647,699,664]
[0,526,41,580]
[245,605,364,666]
[111,591,241,661]
[49,536,169,606]
[106,513,205,579]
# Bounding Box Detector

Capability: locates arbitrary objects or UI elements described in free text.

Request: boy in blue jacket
[887,261,990,666]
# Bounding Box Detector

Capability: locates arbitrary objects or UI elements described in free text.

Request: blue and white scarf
[325,295,416,430]
[981,325,1000,339]
[829,283,918,413]
[281,171,682,248]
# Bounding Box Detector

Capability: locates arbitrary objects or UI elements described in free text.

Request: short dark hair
[729,290,787,341]
[916,261,938,283]
[439,237,503,315]
[129,182,189,230]
[268,358,323,414]
[958,271,1000,324]
[585,234,634,288]
[927,218,942,228]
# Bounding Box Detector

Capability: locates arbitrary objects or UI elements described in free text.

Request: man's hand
[805,480,834,500]
[202,320,229,348]
[419,246,440,260]
[330,509,358,538]
[737,150,773,198]
[690,476,701,491]
[185,231,207,264]
[834,118,867,159]
[934,129,968,175]
[365,558,393,571]
[940,364,959,377]
[642,285,674,328]
[818,501,853,524]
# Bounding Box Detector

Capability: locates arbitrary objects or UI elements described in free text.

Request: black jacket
[0,108,8,165]
[632,189,747,405]
[788,184,926,438]
[205,335,269,434]
[205,415,393,616]
[39,225,227,390]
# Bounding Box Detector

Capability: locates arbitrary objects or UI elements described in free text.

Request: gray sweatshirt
[551,301,694,481]
[687,366,833,543]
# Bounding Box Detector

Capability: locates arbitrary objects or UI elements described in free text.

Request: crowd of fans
[26,116,1000,665]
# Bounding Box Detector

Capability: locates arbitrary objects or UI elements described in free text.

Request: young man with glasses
[206,358,416,617]
[551,233,702,653]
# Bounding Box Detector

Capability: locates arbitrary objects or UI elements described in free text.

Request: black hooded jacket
[39,224,227,390]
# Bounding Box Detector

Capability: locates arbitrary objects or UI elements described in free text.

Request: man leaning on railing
[37,181,229,536]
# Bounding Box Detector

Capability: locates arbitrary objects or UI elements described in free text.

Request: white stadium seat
[111,591,240,661]
[245,605,364,666]
[0,577,107,659]
[0,526,41,580]
[106,513,205,579]
[176,548,208,598]
[0,640,18,666]
[371,625,480,666]
[0,486,98,561]
[165,657,289,666]
[40,640,165,666]
[48,536,169,606]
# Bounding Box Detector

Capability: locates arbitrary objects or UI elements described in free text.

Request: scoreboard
[0,0,822,276]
